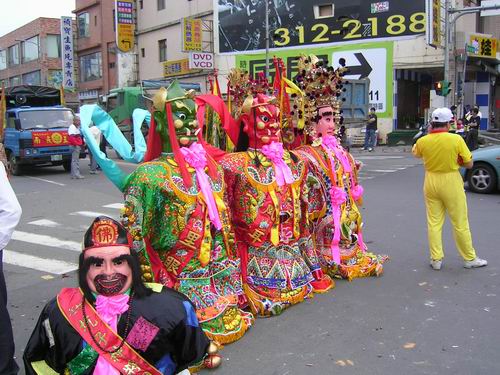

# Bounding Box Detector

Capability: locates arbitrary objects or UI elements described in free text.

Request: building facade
[0,17,78,105]
[73,0,137,103]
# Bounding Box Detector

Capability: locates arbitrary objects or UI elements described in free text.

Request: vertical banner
[425,0,441,47]
[182,18,202,52]
[116,0,135,52]
[60,17,75,90]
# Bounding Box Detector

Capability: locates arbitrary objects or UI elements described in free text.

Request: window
[139,0,143,9]
[113,10,116,31]
[22,36,39,63]
[8,44,20,66]
[80,52,102,82]
[158,39,167,62]
[22,70,41,85]
[47,35,61,58]
[313,4,334,19]
[141,48,145,58]
[157,0,165,10]
[0,50,6,70]
[47,69,63,88]
[10,75,21,86]
[94,15,97,26]
[78,12,90,37]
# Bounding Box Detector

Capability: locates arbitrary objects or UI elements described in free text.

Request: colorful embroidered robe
[23,285,209,375]
[121,154,253,344]
[297,144,386,280]
[220,149,321,317]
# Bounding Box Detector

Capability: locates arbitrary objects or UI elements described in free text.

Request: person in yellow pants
[412,107,487,270]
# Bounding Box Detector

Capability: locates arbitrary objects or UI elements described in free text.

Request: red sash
[57,288,161,375]
[161,203,206,284]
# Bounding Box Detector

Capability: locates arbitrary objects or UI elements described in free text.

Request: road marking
[25,176,66,186]
[28,219,61,228]
[3,250,77,274]
[359,176,375,180]
[354,156,405,160]
[70,210,112,218]
[11,231,81,252]
[102,203,124,210]
[368,169,399,173]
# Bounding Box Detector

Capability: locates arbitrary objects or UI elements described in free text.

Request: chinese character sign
[163,59,191,78]
[60,17,75,90]
[468,34,497,58]
[116,0,135,52]
[182,18,202,51]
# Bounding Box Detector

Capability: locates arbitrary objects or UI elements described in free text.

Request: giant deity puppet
[293,56,387,280]
[220,70,333,317]
[79,82,253,363]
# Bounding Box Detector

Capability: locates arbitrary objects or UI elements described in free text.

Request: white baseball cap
[431,108,453,123]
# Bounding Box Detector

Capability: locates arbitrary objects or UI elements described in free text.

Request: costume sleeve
[23,302,66,375]
[457,137,472,163]
[172,300,210,371]
[412,141,422,158]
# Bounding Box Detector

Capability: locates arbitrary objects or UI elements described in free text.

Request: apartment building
[136,0,213,91]
[73,0,137,103]
[0,17,78,105]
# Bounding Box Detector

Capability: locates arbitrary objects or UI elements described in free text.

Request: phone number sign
[217,0,424,53]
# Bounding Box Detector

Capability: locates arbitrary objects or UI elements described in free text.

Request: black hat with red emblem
[83,216,131,251]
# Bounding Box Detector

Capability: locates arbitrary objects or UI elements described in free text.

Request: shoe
[368,148,373,152]
[464,257,487,269]
[89,170,97,175]
[430,259,442,270]
[75,175,85,179]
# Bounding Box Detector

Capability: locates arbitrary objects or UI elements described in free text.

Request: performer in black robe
[24,216,211,375]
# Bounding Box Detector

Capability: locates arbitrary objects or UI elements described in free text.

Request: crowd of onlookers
[450,104,482,151]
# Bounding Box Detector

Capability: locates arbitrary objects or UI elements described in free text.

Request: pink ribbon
[261,142,294,186]
[330,186,347,264]
[94,294,130,375]
[180,142,222,230]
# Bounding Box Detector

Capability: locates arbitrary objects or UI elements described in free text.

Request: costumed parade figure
[24,216,209,375]
[220,70,333,317]
[294,56,387,280]
[119,82,253,348]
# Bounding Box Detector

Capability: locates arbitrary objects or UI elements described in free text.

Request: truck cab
[1,85,77,175]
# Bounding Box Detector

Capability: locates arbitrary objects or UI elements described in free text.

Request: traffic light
[457,77,464,100]
[434,81,443,96]
[441,80,451,97]
[433,80,452,97]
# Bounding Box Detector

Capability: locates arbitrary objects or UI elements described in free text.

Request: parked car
[461,145,500,193]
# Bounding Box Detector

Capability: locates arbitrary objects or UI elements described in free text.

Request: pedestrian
[363,107,377,151]
[449,105,458,133]
[24,216,211,375]
[465,108,480,151]
[0,145,22,375]
[68,114,84,179]
[88,124,101,174]
[412,107,487,270]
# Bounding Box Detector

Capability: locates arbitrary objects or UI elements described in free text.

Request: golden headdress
[292,55,348,135]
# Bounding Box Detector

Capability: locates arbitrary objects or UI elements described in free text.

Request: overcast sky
[0,0,75,36]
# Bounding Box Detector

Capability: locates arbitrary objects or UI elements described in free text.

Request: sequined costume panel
[121,154,253,343]
[220,150,318,316]
[296,145,387,280]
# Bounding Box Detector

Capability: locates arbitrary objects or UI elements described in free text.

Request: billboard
[115,0,135,52]
[235,41,394,118]
[182,18,203,51]
[216,0,425,53]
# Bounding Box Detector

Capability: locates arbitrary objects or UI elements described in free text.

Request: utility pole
[265,0,270,79]
[443,0,451,107]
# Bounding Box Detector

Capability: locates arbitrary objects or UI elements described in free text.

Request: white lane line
[359,176,375,180]
[102,203,124,210]
[25,176,66,186]
[70,211,111,218]
[3,250,77,274]
[11,231,81,252]
[28,219,61,228]
[367,169,399,173]
[354,156,405,160]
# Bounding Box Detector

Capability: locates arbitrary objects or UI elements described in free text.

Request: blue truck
[1,85,78,175]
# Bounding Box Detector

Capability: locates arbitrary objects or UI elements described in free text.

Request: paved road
[5,151,499,374]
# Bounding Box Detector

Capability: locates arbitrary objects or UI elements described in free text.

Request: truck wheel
[8,153,22,176]
[63,161,71,172]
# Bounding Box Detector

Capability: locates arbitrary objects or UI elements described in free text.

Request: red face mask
[243,95,281,149]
